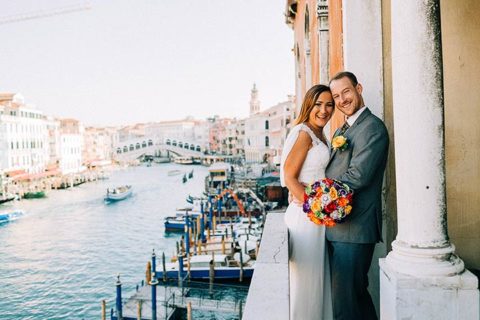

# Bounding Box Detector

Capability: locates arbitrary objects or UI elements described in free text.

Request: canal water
[0,164,244,319]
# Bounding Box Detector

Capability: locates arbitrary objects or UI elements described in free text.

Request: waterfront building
[83,126,114,165]
[244,85,295,166]
[0,93,49,175]
[221,119,243,159]
[207,116,236,155]
[45,116,61,169]
[273,0,480,318]
[234,119,246,159]
[58,118,84,175]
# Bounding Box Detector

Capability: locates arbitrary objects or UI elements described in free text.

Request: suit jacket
[325,108,389,244]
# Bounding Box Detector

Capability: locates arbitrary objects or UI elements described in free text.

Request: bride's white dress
[280,124,333,320]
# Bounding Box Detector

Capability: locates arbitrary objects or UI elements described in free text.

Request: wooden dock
[112,281,246,320]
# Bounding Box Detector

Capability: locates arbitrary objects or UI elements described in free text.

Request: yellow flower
[329,187,338,200]
[332,135,347,150]
[311,199,321,212]
[345,205,352,214]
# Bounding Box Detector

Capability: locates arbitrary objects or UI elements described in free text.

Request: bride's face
[307,91,334,129]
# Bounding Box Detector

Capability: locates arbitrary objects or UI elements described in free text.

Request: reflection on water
[0,164,209,319]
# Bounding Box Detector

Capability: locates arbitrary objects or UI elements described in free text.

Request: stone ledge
[243,211,289,320]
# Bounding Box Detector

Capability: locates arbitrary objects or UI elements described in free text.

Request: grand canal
[0,164,236,319]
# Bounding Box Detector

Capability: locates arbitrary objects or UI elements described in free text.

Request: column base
[379,258,479,320]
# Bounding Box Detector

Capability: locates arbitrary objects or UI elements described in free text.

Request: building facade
[244,85,295,166]
[83,126,114,165]
[285,0,480,318]
[0,93,49,174]
[58,119,84,175]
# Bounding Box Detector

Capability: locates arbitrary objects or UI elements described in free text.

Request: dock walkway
[114,281,246,320]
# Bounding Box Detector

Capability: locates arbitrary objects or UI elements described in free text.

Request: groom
[326,71,389,320]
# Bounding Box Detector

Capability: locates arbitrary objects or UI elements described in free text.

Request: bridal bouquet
[303,178,353,227]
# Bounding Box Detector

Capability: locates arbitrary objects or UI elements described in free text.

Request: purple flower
[303,202,310,213]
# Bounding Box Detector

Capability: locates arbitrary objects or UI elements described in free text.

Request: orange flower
[338,197,348,207]
[311,199,321,212]
[345,205,352,214]
[323,217,336,227]
[310,216,323,225]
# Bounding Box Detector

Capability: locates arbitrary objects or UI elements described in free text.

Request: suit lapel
[329,108,372,161]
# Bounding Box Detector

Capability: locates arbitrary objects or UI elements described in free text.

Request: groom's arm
[337,121,389,191]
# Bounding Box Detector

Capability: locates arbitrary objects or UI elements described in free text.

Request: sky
[0,0,294,126]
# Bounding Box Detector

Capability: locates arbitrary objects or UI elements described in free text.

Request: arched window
[116,148,122,154]
[265,120,269,130]
[265,136,269,147]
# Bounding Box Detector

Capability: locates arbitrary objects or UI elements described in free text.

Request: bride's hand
[288,192,303,207]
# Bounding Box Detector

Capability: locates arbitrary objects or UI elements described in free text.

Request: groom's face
[330,77,363,117]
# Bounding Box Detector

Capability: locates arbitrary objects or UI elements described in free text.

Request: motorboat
[174,157,194,165]
[23,191,46,199]
[105,185,132,202]
[0,209,25,224]
[0,194,17,205]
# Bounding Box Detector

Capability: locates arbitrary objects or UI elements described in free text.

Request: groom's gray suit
[325,107,389,320]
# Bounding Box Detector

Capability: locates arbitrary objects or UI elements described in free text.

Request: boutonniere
[332,135,348,151]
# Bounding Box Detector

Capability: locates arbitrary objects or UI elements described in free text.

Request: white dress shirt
[346,106,367,127]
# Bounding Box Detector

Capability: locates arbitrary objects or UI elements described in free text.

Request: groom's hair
[330,71,358,87]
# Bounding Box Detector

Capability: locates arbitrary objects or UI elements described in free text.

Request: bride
[280,84,334,320]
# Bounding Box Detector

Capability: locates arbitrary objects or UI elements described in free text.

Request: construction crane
[0,2,91,25]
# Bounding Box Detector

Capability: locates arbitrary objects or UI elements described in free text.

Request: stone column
[379,1,479,319]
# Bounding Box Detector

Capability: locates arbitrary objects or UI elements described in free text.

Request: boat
[23,191,46,199]
[105,185,132,202]
[0,194,16,205]
[168,169,182,176]
[164,216,189,231]
[174,156,194,165]
[156,253,254,281]
[0,209,25,224]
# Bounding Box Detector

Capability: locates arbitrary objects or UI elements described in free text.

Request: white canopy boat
[105,185,132,201]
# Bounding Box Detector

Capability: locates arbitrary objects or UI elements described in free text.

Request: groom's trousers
[327,241,377,320]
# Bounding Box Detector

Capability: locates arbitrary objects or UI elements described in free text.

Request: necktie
[335,121,350,138]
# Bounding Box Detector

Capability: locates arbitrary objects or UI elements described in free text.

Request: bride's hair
[294,84,332,125]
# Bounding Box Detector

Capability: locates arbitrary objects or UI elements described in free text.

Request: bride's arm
[283,131,312,203]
